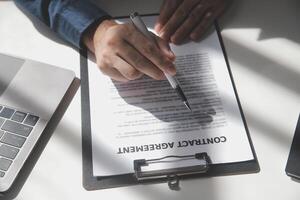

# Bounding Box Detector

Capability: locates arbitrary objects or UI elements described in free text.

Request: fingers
[171,3,206,44]
[157,0,230,44]
[113,56,144,81]
[152,33,176,61]
[189,1,227,41]
[159,0,199,41]
[117,41,166,80]
[125,26,176,75]
[190,11,214,41]
[155,0,182,33]
[93,21,177,82]
[98,58,130,82]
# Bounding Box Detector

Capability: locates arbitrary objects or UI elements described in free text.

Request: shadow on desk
[222,0,300,43]
[219,0,300,146]
[0,78,80,200]
[10,2,219,199]
[11,0,300,198]
[220,0,300,96]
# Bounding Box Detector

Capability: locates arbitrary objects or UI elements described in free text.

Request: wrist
[83,19,117,52]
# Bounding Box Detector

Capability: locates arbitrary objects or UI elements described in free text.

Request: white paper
[89,16,254,176]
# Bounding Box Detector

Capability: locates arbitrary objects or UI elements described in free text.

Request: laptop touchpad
[0,54,24,96]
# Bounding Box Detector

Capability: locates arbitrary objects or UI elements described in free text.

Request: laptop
[0,53,75,192]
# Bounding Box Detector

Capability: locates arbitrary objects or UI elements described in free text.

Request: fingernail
[166,45,175,58]
[167,66,176,76]
[162,49,175,60]
[190,33,197,40]
[155,23,162,32]
[171,35,183,45]
[159,30,165,37]
[169,50,175,57]
[157,72,166,80]
[168,51,176,60]
[171,35,177,43]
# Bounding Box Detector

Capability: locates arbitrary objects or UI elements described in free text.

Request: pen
[130,12,192,111]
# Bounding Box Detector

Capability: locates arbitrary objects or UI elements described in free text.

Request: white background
[0,0,300,199]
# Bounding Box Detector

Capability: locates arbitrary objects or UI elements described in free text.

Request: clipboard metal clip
[134,152,211,190]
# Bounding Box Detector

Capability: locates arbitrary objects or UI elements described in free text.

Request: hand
[155,0,230,44]
[83,20,176,82]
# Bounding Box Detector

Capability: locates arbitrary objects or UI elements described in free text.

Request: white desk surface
[1,0,300,199]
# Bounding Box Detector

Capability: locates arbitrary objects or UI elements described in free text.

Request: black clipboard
[80,16,260,191]
[286,114,300,180]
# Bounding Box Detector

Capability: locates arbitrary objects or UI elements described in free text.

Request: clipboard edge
[80,15,260,191]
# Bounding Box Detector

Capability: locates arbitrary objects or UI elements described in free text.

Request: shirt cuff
[49,0,111,48]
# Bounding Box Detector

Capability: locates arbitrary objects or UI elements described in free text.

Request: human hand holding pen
[130,12,192,111]
[83,19,176,82]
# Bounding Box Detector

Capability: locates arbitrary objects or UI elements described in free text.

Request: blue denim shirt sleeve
[15,0,111,48]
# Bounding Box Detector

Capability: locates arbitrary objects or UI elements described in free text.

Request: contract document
[88,16,254,176]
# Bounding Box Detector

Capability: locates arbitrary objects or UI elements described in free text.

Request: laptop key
[0,130,4,138]
[0,133,26,148]
[0,144,19,159]
[0,108,15,119]
[2,120,32,137]
[0,157,12,171]
[11,111,27,123]
[0,118,5,127]
[24,114,39,126]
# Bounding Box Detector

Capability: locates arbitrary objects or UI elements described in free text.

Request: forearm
[14,0,111,48]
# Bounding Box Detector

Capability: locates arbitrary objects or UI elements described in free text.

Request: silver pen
[130,12,192,111]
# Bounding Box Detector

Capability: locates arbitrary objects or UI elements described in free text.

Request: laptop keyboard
[0,105,39,177]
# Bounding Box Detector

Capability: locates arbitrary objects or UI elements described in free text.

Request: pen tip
[184,101,192,112]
